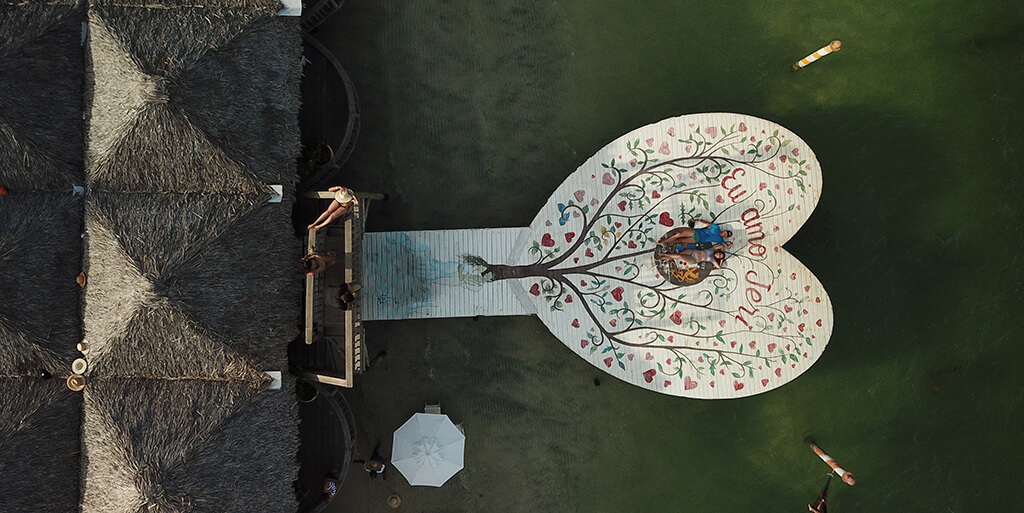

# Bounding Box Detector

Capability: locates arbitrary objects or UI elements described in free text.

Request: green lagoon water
[317,1,1024,511]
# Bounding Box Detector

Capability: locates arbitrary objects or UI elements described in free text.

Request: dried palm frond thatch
[80,377,298,513]
[86,3,302,193]
[0,378,82,513]
[0,1,84,190]
[0,193,83,371]
[83,192,299,378]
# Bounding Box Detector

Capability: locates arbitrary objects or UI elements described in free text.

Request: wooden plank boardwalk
[361,228,534,321]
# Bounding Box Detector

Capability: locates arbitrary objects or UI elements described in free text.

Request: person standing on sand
[308,186,358,231]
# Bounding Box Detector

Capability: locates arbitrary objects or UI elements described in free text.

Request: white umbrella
[392,413,465,487]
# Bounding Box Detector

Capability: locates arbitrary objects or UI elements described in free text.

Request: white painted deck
[360,114,835,400]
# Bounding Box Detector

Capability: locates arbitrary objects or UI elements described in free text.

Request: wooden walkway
[361,228,535,321]
[291,192,369,388]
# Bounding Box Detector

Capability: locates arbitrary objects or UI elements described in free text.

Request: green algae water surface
[320,1,1024,511]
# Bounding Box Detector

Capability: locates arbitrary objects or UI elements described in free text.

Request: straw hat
[387,494,402,508]
[67,374,86,391]
[334,187,354,204]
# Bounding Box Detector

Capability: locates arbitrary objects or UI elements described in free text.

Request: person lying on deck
[308,186,358,231]
[656,248,727,269]
[659,218,734,249]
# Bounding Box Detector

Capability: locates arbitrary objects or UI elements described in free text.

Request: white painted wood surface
[362,228,533,321]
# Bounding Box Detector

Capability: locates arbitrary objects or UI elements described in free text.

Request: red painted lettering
[741,208,767,258]
[745,270,771,291]
[721,168,748,203]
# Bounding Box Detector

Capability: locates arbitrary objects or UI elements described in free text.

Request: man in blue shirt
[659,219,734,249]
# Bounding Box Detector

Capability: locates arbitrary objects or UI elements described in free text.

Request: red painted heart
[659,212,674,226]
[651,190,661,199]
[643,369,656,383]
[529,283,540,296]
[798,323,805,332]
[719,320,727,327]
[574,189,586,202]
[609,319,617,327]
[767,343,777,353]
[816,319,823,327]
[627,240,637,249]
[784,305,793,313]
[684,376,698,391]
[663,380,671,388]
[618,200,627,211]
[611,287,624,301]
[565,295,573,303]
[580,339,588,348]
[585,248,594,258]
[571,318,580,328]
[658,141,671,155]
[565,232,575,243]
[733,380,744,391]
[774,367,782,377]
[604,357,613,367]
[669,310,682,325]
[645,352,654,360]
[541,233,554,247]
[761,379,769,387]
[602,173,615,185]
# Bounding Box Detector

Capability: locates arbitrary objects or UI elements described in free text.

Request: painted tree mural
[472,113,833,399]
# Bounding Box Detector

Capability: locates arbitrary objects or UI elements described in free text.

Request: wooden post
[792,40,842,71]
[806,438,856,485]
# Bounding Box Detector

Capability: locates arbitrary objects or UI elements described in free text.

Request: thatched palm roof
[0,0,84,191]
[83,192,299,378]
[0,378,82,512]
[0,193,83,375]
[1,1,303,510]
[81,378,298,513]
[86,2,302,194]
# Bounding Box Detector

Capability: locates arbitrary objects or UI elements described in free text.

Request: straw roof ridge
[0,193,83,361]
[89,0,280,12]
[163,378,298,513]
[84,193,298,369]
[0,1,84,189]
[86,301,271,382]
[80,378,287,513]
[82,211,269,382]
[0,324,73,378]
[86,103,269,195]
[89,3,278,77]
[0,378,82,513]
[173,14,303,185]
[85,6,301,189]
